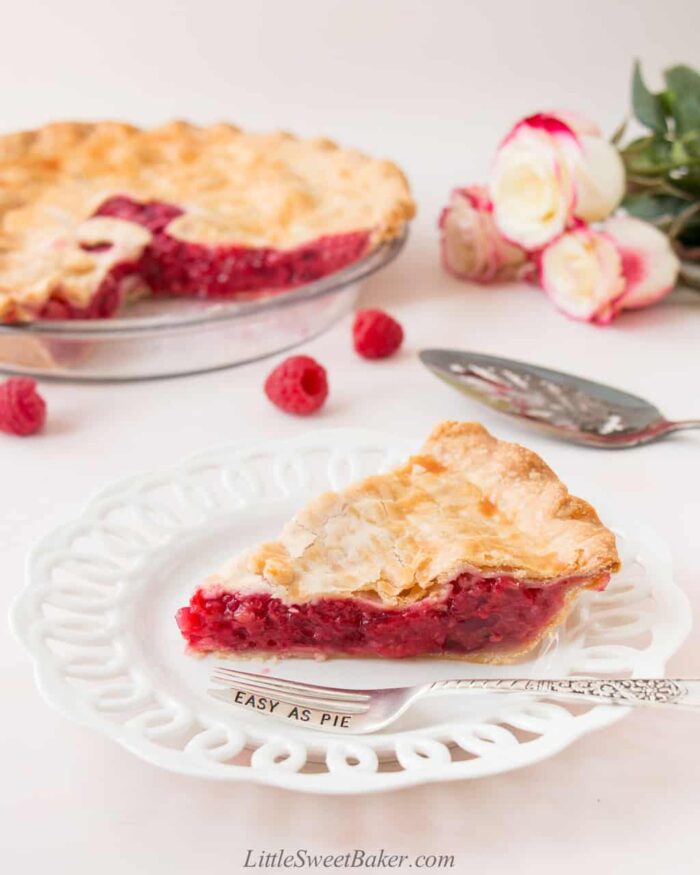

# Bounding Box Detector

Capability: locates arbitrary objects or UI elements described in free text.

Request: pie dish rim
[0,226,406,337]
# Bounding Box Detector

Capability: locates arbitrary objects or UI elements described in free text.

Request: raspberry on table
[352,309,404,359]
[0,378,47,436]
[264,355,328,416]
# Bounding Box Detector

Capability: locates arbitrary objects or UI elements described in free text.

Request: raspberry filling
[176,571,602,659]
[37,196,371,320]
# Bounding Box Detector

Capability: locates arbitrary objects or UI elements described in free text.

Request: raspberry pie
[0,121,414,323]
[176,422,620,663]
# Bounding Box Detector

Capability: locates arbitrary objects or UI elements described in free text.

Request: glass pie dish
[0,231,405,383]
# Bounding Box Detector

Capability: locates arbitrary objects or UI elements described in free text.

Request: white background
[2,1,700,872]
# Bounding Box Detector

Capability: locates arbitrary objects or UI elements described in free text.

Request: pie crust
[177,422,620,661]
[0,121,414,322]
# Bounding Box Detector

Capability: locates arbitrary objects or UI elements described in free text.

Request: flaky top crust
[206,422,620,606]
[0,121,414,318]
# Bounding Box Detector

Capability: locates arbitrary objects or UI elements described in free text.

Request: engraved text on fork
[216,688,355,728]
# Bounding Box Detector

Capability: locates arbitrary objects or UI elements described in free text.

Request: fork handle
[428,678,700,710]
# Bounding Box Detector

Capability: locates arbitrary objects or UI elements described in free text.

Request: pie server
[419,349,700,449]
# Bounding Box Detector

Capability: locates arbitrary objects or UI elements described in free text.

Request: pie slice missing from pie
[0,121,414,323]
[176,422,620,663]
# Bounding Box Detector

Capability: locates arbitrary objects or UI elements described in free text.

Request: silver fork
[209,668,700,734]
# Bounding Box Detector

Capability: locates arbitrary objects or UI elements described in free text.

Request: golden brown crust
[0,120,415,320]
[205,421,620,608]
[422,421,620,576]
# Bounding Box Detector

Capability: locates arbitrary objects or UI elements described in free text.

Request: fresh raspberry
[352,309,404,359]
[264,356,328,416]
[0,378,47,436]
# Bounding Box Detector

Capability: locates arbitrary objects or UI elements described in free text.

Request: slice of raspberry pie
[0,121,414,323]
[176,422,620,663]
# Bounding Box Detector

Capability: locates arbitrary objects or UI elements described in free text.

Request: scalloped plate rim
[9,428,692,794]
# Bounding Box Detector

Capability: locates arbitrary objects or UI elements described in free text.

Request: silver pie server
[419,349,700,448]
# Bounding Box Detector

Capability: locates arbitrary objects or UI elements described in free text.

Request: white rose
[540,225,626,324]
[547,112,624,219]
[490,114,625,250]
[490,116,576,250]
[573,134,626,221]
[439,186,529,283]
[603,216,680,310]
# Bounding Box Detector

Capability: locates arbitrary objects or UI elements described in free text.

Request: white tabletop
[2,1,699,872]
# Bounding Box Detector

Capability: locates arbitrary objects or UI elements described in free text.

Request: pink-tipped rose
[540,224,625,324]
[540,216,680,324]
[490,113,625,250]
[439,186,530,283]
[604,216,680,311]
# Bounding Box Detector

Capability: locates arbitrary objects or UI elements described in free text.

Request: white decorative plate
[11,429,691,794]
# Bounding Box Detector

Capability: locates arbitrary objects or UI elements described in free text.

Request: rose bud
[540,224,626,324]
[490,114,625,250]
[603,216,680,311]
[439,186,530,283]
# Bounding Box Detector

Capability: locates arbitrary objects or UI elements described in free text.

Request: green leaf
[632,60,668,133]
[670,139,690,164]
[667,165,700,197]
[622,137,673,175]
[682,129,700,157]
[664,64,700,94]
[622,192,689,224]
[621,135,653,155]
[610,117,627,146]
[664,65,700,135]
[659,90,675,117]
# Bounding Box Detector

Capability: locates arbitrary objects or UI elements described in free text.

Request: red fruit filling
[35,196,371,320]
[176,571,602,659]
[94,195,186,233]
